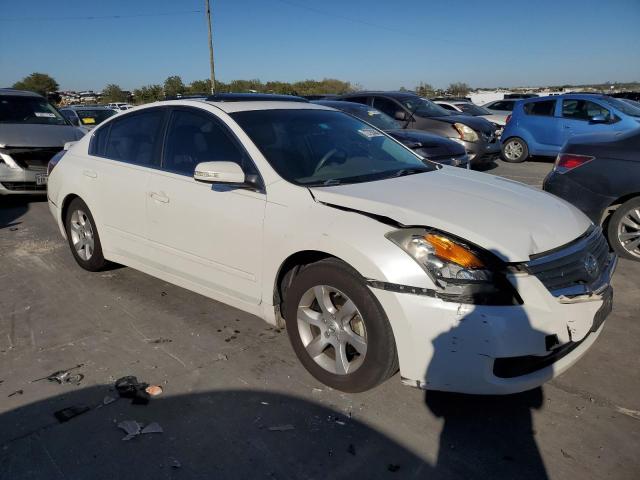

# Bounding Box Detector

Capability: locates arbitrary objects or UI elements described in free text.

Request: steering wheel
[313,148,341,175]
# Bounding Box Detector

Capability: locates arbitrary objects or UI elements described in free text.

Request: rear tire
[607,197,640,261]
[283,258,398,392]
[64,198,107,271]
[502,137,529,163]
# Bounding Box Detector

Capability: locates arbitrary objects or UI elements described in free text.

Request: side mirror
[590,114,608,124]
[194,161,245,184]
[394,111,408,121]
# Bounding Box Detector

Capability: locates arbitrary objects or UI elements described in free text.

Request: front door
[145,107,266,304]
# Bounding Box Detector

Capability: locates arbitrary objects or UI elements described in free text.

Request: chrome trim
[527,226,598,267]
[550,254,617,299]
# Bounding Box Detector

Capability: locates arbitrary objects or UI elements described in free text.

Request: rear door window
[102,109,165,167]
[373,97,404,117]
[523,100,556,117]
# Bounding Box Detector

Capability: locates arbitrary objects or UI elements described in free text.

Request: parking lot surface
[1,160,639,480]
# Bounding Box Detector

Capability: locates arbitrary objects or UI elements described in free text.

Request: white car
[435,100,508,132]
[107,102,132,111]
[47,97,616,394]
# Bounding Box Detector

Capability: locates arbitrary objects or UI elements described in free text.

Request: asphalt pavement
[1,159,638,480]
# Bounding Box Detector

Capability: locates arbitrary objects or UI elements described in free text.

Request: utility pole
[205,0,216,94]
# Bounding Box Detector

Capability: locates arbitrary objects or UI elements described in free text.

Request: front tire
[283,258,398,392]
[502,137,529,163]
[64,198,107,271]
[607,197,640,261]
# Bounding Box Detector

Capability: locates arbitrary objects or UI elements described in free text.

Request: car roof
[521,93,608,103]
[130,98,333,114]
[0,88,44,98]
[205,93,308,103]
[340,91,420,100]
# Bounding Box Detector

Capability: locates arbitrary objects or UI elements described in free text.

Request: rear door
[86,107,167,260]
[560,99,616,143]
[521,99,560,152]
[145,106,266,304]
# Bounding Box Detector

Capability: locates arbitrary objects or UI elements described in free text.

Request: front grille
[0,181,46,191]
[526,227,613,296]
[3,147,62,169]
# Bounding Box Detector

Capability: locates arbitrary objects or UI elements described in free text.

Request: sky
[1,0,639,92]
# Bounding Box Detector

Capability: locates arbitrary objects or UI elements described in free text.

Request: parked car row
[44,95,617,395]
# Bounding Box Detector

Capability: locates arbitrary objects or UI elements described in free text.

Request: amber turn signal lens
[424,234,484,268]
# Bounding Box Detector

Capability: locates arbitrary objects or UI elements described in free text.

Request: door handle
[83,169,97,178]
[149,192,169,203]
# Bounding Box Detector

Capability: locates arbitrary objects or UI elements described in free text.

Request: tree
[102,84,127,103]
[416,82,435,98]
[12,72,59,96]
[448,82,471,96]
[189,79,211,95]
[132,84,164,104]
[163,76,186,98]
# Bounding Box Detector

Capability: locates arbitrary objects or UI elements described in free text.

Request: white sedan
[47,97,616,394]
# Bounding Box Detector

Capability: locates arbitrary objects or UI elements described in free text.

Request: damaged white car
[47,97,617,394]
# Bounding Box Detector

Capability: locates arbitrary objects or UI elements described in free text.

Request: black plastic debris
[33,364,84,385]
[115,376,151,405]
[118,420,164,440]
[8,389,23,397]
[347,444,356,456]
[54,405,90,423]
[148,338,172,344]
[387,464,400,473]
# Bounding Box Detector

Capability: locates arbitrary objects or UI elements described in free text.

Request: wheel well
[601,192,640,224]
[60,194,80,225]
[273,251,335,318]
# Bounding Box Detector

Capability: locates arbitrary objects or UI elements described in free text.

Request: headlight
[452,123,479,143]
[386,228,520,305]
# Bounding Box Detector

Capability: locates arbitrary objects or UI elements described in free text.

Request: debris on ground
[145,385,163,397]
[103,395,117,405]
[217,353,228,361]
[115,376,151,405]
[387,464,400,472]
[561,449,573,459]
[8,389,23,397]
[170,458,181,469]
[267,424,295,431]
[260,401,269,405]
[118,420,163,440]
[54,405,90,423]
[148,338,172,344]
[347,444,356,456]
[32,364,84,385]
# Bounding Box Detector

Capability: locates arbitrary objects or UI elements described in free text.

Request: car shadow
[1,386,433,479]
[0,194,46,230]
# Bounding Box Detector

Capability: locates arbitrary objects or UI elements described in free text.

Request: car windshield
[402,97,451,117]
[603,97,640,117]
[349,107,401,130]
[231,109,435,186]
[75,109,116,125]
[0,95,68,125]
[457,103,492,116]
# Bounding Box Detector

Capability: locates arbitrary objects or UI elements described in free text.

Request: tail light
[554,153,594,174]
[505,114,512,123]
[47,150,66,175]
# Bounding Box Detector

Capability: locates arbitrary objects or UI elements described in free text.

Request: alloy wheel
[69,209,95,261]
[296,285,367,375]
[504,140,524,160]
[617,207,640,258]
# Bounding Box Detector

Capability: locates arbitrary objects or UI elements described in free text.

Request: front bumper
[451,138,501,168]
[0,165,47,195]
[371,272,613,395]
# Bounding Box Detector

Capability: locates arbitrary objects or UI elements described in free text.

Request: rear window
[76,109,116,125]
[0,95,68,125]
[523,100,556,117]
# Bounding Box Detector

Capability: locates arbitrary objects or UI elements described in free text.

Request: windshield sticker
[358,128,384,139]
[367,110,381,117]
[35,112,56,118]
[81,117,96,124]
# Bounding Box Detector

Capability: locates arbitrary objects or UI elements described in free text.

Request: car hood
[310,168,591,262]
[426,114,495,135]
[0,124,85,148]
[386,129,466,156]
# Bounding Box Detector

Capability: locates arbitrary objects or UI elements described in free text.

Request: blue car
[500,94,640,162]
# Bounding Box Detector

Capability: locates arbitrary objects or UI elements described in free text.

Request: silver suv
[0,89,84,194]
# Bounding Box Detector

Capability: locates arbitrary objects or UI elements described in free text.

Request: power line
[0,10,203,22]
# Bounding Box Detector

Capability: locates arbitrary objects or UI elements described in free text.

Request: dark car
[335,92,499,168]
[543,128,640,261]
[59,105,117,130]
[313,100,469,168]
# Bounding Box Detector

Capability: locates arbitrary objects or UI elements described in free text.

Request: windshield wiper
[390,168,429,178]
